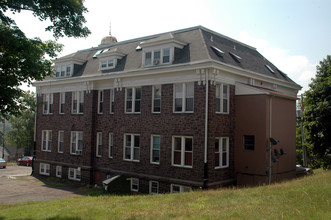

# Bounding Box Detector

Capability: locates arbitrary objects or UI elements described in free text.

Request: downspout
[32,92,37,175]
[203,69,209,189]
[268,96,273,185]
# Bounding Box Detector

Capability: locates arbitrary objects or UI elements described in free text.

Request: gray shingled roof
[54,26,298,85]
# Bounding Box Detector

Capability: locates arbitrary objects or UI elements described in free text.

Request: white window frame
[58,130,64,153]
[96,132,102,157]
[149,181,159,194]
[216,84,229,114]
[131,178,139,192]
[68,167,81,181]
[173,82,194,113]
[170,184,192,193]
[215,137,229,169]
[72,91,84,114]
[143,48,172,66]
[55,64,73,78]
[39,163,50,176]
[43,93,53,114]
[125,87,141,113]
[70,131,83,155]
[172,136,193,168]
[110,89,114,114]
[152,85,161,113]
[59,92,65,114]
[42,130,52,152]
[99,58,117,70]
[56,166,62,178]
[98,90,103,114]
[123,134,140,162]
[150,135,160,164]
[109,133,113,158]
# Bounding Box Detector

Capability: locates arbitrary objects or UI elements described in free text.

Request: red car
[17,156,33,166]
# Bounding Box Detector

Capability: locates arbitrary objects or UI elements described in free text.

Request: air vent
[136,45,142,51]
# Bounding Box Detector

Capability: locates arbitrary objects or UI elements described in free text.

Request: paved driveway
[0,166,83,204]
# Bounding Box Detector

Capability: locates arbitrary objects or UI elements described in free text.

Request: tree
[0,0,90,118]
[7,91,36,156]
[303,55,331,169]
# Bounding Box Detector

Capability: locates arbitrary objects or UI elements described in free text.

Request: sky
[8,0,331,94]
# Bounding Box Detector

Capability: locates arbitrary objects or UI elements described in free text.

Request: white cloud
[238,30,316,93]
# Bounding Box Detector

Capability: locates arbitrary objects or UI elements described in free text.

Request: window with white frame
[109,133,113,158]
[149,181,159,194]
[172,136,193,168]
[59,92,65,114]
[68,167,81,181]
[170,184,192,193]
[71,131,83,155]
[56,166,62,178]
[96,132,102,157]
[124,134,140,162]
[125,88,141,113]
[42,130,52,152]
[110,89,114,114]
[43,94,53,114]
[58,131,64,153]
[98,90,103,114]
[152,85,161,113]
[174,83,194,113]
[216,84,229,113]
[131,178,139,192]
[72,91,84,114]
[99,58,116,70]
[151,135,160,164]
[39,163,50,176]
[215,137,229,168]
[144,48,171,66]
[55,64,72,78]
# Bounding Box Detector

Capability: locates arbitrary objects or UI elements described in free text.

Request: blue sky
[9,0,331,93]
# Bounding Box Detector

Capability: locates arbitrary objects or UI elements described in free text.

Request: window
[39,163,50,176]
[174,83,194,113]
[97,90,103,114]
[216,84,229,114]
[124,134,140,162]
[42,130,52,152]
[72,91,84,114]
[171,184,192,193]
[99,58,116,70]
[43,94,53,114]
[144,48,171,66]
[215,137,229,168]
[125,88,141,113]
[68,168,81,181]
[96,132,102,157]
[110,89,114,114]
[71,131,83,155]
[244,135,255,151]
[172,136,193,168]
[55,64,72,78]
[152,85,161,113]
[58,131,64,153]
[109,133,113,158]
[151,135,160,164]
[149,181,159,194]
[56,166,62,178]
[131,178,139,192]
[59,92,65,114]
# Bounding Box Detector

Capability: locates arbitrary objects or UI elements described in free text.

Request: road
[0,165,83,205]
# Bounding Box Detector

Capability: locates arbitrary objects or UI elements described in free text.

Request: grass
[0,170,330,220]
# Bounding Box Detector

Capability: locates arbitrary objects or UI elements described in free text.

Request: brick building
[33,26,301,193]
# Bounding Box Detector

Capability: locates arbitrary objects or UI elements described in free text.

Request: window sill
[215,166,229,169]
[123,159,140,162]
[172,164,193,169]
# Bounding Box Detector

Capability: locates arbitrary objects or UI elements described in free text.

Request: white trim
[58,130,64,153]
[123,134,140,162]
[97,90,103,114]
[216,84,229,114]
[170,184,192,193]
[215,137,229,169]
[150,135,160,165]
[56,165,62,178]
[108,133,113,158]
[172,136,193,168]
[96,132,102,157]
[68,167,81,181]
[130,178,139,192]
[152,85,161,113]
[70,131,83,155]
[59,92,65,114]
[41,130,52,152]
[39,163,50,176]
[173,82,194,113]
[149,181,159,194]
[125,87,141,113]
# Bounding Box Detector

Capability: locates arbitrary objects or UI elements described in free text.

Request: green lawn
[1,170,330,220]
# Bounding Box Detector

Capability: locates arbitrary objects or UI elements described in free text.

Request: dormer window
[144,48,171,67]
[96,47,125,72]
[100,58,116,70]
[55,64,73,78]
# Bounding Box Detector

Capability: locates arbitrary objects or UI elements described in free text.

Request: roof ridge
[198,28,212,61]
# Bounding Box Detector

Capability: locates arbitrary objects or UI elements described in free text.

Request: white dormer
[54,57,85,78]
[97,48,125,71]
[139,33,186,67]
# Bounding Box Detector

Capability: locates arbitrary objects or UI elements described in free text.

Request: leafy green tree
[0,0,90,118]
[7,91,36,156]
[303,55,331,169]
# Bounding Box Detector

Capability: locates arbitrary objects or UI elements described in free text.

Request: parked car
[0,158,6,168]
[17,156,33,166]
